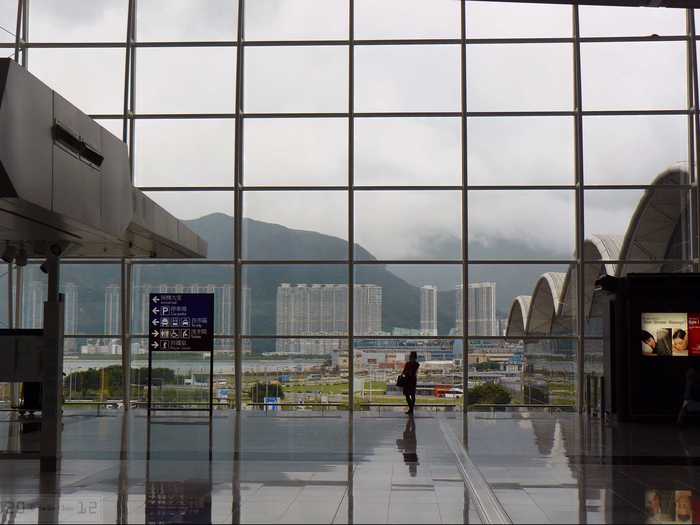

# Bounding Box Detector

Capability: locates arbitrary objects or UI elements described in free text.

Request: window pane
[468,117,574,186]
[354,118,462,186]
[64,338,123,402]
[242,338,348,411]
[131,263,234,335]
[580,5,685,37]
[244,118,347,186]
[245,46,348,113]
[468,190,575,260]
[355,0,460,39]
[29,0,128,42]
[583,115,688,185]
[467,44,573,111]
[354,339,460,409]
[355,45,461,112]
[137,0,238,41]
[467,1,571,39]
[0,264,8,329]
[61,263,121,336]
[245,0,347,41]
[582,42,686,111]
[354,191,461,261]
[29,49,125,115]
[135,119,235,187]
[522,339,576,405]
[136,48,236,114]
[473,263,576,338]
[21,265,47,329]
[144,191,234,259]
[242,265,347,336]
[243,191,348,260]
[355,117,460,186]
[96,118,124,140]
[0,2,18,44]
[355,264,461,336]
[138,351,212,406]
[585,186,693,262]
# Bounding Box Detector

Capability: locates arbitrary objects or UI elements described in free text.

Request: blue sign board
[148,294,214,352]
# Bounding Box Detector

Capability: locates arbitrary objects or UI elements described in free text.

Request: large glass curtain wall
[1,1,699,411]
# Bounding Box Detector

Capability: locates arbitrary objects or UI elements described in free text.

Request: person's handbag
[396,374,407,388]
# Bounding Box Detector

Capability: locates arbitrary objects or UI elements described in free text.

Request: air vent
[52,121,104,168]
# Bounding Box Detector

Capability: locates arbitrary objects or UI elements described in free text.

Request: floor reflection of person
[402,351,419,415]
[396,416,419,477]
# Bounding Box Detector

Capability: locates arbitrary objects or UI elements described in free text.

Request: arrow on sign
[152,296,159,304]
[152,307,160,315]
[151,341,159,349]
[152,330,160,338]
[152,319,160,326]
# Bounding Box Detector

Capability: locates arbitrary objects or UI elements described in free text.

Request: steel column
[461,0,470,415]
[348,0,355,413]
[573,5,586,413]
[233,0,246,412]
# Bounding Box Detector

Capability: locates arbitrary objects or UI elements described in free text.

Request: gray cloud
[9,2,695,261]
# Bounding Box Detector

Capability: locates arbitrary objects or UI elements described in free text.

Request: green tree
[474,361,501,372]
[249,382,285,404]
[468,383,512,405]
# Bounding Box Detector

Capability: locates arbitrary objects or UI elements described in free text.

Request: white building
[455,282,497,336]
[276,283,382,354]
[420,285,438,336]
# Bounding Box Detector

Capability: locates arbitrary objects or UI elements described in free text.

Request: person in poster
[642,329,674,356]
[641,313,688,357]
[676,490,692,523]
[673,329,689,357]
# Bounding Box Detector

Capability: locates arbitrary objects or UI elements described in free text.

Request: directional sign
[148,293,214,352]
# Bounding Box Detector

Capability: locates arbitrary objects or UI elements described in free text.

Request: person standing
[402,351,420,415]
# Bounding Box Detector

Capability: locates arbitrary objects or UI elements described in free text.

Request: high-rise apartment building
[455,282,497,337]
[420,285,438,336]
[276,284,382,354]
[105,283,120,336]
[23,280,78,336]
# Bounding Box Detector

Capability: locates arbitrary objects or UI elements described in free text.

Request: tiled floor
[452,411,700,524]
[0,411,480,524]
[5,409,698,524]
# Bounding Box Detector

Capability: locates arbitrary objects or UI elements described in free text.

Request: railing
[247,402,344,415]
[358,403,459,415]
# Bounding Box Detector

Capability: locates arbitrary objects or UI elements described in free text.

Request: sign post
[147,293,215,418]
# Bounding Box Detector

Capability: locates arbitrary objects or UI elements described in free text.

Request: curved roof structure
[508,166,692,343]
[506,295,531,337]
[525,272,568,336]
[582,235,624,319]
[618,168,691,276]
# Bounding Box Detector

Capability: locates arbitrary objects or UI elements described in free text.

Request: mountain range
[21,213,562,350]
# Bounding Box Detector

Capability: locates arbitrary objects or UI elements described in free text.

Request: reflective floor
[0,410,479,524]
[454,411,700,524]
[3,409,700,524]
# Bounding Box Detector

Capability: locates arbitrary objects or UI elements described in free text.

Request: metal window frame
[8,2,700,416]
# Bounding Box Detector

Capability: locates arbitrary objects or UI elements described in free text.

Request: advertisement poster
[641,313,688,357]
[645,490,696,524]
[688,314,700,357]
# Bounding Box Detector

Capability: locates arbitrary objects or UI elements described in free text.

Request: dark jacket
[402,361,419,393]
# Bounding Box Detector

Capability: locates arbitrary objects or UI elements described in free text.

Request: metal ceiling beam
[479,0,700,7]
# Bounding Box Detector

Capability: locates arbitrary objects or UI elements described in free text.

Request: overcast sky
[1,1,694,260]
